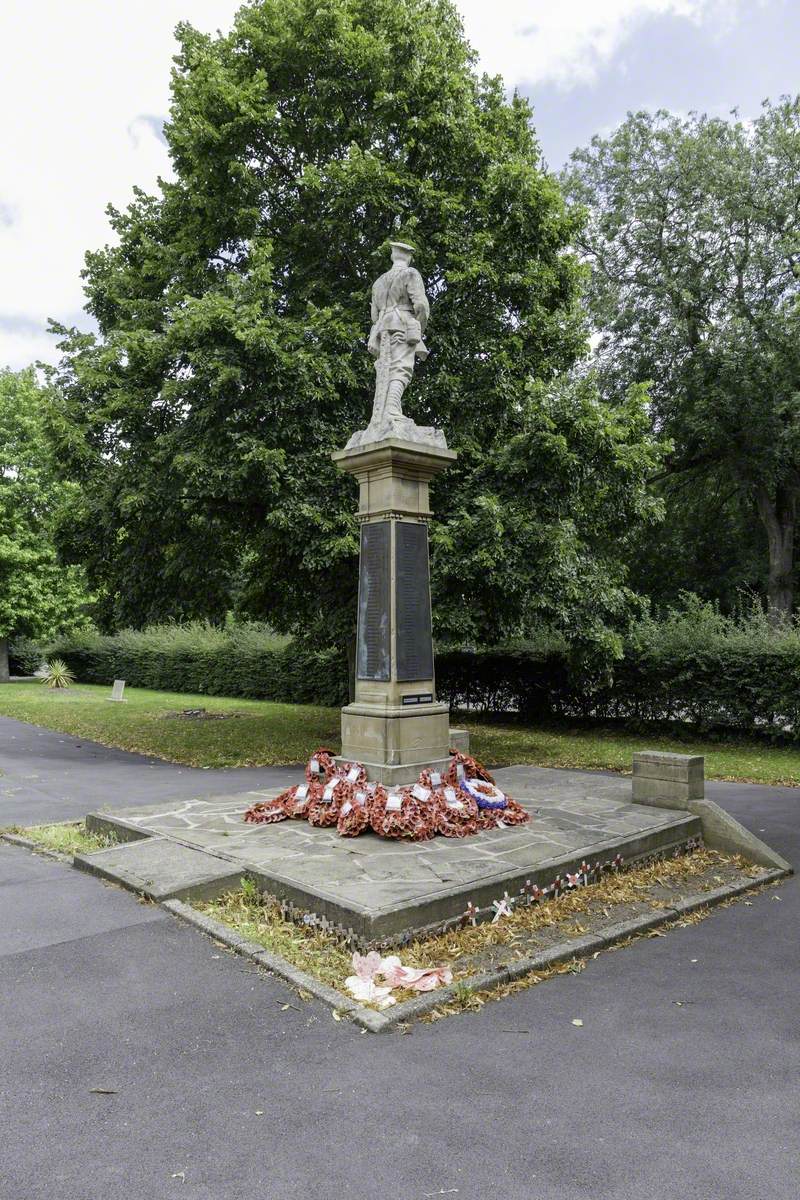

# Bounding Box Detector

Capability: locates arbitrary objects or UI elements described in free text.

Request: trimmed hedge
[441,603,800,740]
[50,624,350,709]
[7,637,44,676]
[44,602,800,741]
[435,646,572,720]
[590,605,800,737]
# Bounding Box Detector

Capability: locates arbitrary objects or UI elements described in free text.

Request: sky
[1,0,797,371]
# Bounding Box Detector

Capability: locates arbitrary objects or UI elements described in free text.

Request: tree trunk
[756,484,797,623]
[0,637,10,684]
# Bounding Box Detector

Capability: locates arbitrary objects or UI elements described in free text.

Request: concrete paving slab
[74,838,244,901]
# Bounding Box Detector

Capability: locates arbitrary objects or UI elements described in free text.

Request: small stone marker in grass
[107,679,127,703]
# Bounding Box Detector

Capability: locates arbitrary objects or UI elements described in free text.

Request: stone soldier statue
[345,238,447,450]
[368,240,429,426]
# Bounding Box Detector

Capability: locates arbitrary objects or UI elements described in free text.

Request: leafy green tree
[50,0,661,663]
[431,375,664,659]
[625,471,767,613]
[563,100,800,619]
[0,369,91,681]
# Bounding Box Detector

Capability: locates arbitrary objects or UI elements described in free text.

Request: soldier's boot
[384,379,406,421]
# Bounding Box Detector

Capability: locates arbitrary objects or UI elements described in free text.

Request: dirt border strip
[162,867,789,1033]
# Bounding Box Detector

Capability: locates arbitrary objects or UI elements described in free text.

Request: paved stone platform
[80,766,702,943]
[73,837,243,901]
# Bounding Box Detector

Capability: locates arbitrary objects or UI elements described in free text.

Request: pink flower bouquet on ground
[344,951,453,1007]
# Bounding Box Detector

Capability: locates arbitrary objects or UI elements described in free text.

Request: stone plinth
[632,751,704,809]
[332,434,462,784]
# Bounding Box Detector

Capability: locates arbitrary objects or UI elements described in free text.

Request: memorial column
[332,435,458,784]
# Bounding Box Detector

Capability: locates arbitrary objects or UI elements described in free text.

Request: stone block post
[632,749,792,871]
[632,751,704,810]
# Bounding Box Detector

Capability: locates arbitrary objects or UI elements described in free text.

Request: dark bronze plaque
[395,522,434,682]
[356,521,391,681]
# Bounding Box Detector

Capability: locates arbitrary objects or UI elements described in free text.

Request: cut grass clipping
[8,822,119,856]
[196,850,772,1017]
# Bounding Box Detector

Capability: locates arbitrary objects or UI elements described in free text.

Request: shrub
[42,659,75,689]
[47,602,800,741]
[435,643,574,719]
[8,637,46,676]
[49,622,349,708]
[605,599,800,736]
[441,599,800,741]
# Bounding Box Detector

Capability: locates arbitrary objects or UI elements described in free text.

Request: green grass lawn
[8,821,118,856]
[0,682,340,768]
[0,680,798,785]
[467,721,800,787]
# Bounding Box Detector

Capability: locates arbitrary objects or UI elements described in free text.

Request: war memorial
[68,240,791,1023]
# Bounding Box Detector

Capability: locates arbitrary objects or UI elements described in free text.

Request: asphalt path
[0,714,298,826]
[0,719,797,1199]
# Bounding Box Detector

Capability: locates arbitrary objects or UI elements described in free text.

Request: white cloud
[0,321,64,374]
[458,0,746,88]
[0,0,748,369]
[0,1,240,369]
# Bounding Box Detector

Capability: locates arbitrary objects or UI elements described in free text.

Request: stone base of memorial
[332,431,464,785]
[77,753,792,947]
